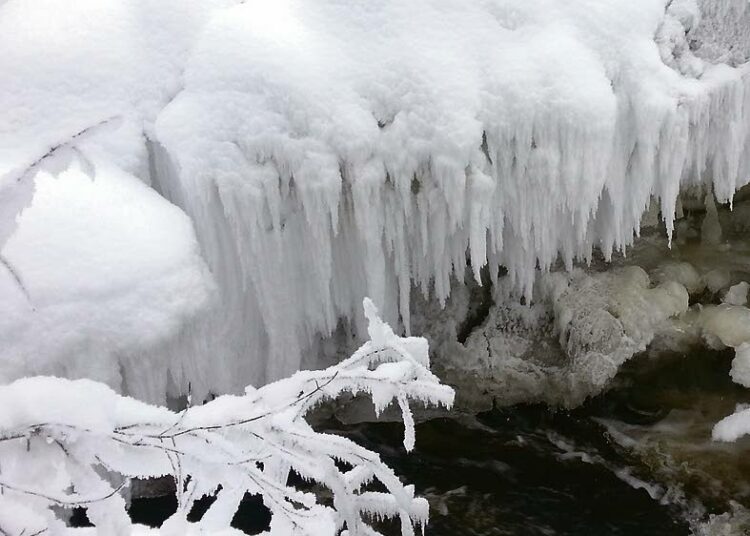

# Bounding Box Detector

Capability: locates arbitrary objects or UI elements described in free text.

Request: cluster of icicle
[151,0,750,394]
[0,299,454,536]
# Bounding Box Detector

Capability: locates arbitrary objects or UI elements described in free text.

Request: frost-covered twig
[5,117,120,187]
[0,298,453,536]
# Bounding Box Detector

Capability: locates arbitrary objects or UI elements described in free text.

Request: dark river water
[333,413,689,535]
[123,348,750,535]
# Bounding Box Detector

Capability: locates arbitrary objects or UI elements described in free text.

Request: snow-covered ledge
[1,0,749,402]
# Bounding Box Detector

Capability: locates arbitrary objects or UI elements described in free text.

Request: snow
[1,0,749,398]
[691,0,750,66]
[70,526,246,536]
[0,0,222,250]
[0,0,224,401]
[0,154,213,403]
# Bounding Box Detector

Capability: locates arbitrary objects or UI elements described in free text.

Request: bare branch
[10,117,120,185]
[0,255,32,306]
[0,478,125,507]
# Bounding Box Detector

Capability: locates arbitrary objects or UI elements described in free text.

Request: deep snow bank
[1,0,749,400]
[0,0,222,401]
[0,157,213,403]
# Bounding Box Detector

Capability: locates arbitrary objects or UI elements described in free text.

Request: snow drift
[1,0,749,401]
[0,156,213,403]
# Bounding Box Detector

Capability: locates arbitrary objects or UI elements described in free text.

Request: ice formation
[416,194,750,409]
[419,266,690,409]
[153,0,750,395]
[723,281,749,305]
[1,0,749,399]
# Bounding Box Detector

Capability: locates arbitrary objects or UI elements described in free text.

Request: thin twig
[0,479,125,507]
[12,117,119,184]
[0,255,32,305]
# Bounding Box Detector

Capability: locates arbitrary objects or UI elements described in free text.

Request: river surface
[124,348,750,535]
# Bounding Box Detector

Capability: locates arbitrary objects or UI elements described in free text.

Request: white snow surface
[0,155,213,402]
[0,0,223,401]
[2,0,750,399]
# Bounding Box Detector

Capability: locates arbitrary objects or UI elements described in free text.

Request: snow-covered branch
[0,299,453,536]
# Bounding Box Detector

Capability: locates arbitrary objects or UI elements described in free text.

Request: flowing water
[123,346,750,534]
[323,348,750,535]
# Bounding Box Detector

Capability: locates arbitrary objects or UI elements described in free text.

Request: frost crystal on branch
[0,299,453,536]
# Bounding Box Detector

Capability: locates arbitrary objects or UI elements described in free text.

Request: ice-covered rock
[676,301,750,391]
[697,304,750,349]
[704,269,732,295]
[723,281,749,306]
[427,267,689,409]
[650,262,705,296]
[729,343,750,388]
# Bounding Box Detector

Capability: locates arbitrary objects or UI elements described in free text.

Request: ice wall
[1,0,749,400]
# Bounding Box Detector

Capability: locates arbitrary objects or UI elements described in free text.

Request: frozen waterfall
[1,0,749,402]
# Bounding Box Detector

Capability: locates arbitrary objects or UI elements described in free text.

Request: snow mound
[0,156,213,403]
[0,0,226,400]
